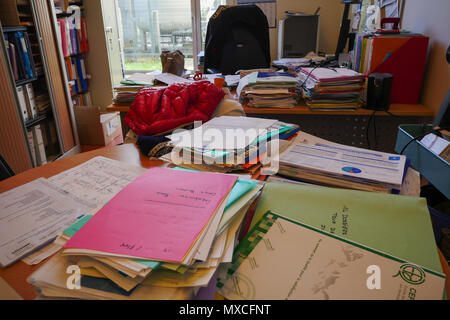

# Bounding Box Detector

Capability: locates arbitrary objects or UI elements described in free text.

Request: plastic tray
[395,124,450,198]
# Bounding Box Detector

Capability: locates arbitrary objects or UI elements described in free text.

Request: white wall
[401,0,450,114]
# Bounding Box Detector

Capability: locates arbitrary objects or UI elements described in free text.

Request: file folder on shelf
[17,31,34,79]
[16,85,29,122]
[24,83,38,118]
[76,57,88,91]
[353,33,428,104]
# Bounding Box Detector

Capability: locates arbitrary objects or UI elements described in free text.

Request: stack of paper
[166,116,300,175]
[298,67,365,110]
[271,58,311,73]
[113,85,149,105]
[277,132,407,193]
[237,72,300,108]
[112,73,163,105]
[120,72,160,85]
[27,161,263,299]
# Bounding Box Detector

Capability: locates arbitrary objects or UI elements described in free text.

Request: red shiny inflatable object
[124,81,225,136]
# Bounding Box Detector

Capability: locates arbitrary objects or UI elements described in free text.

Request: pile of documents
[298,67,365,110]
[216,181,446,300]
[276,131,408,193]
[237,71,300,108]
[272,52,326,73]
[23,157,263,299]
[165,116,300,177]
[113,84,147,105]
[113,73,160,105]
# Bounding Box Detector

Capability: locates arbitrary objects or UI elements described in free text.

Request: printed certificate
[217,211,446,300]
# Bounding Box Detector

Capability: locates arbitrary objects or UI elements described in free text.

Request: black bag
[204,5,270,75]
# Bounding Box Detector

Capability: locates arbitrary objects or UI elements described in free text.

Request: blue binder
[76,57,88,91]
[13,32,26,79]
[71,58,80,94]
[17,31,34,79]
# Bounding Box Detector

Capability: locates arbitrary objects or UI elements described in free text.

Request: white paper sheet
[22,242,63,266]
[399,168,421,197]
[170,116,277,150]
[193,192,230,262]
[0,178,95,267]
[420,133,450,156]
[48,156,146,208]
[154,73,193,85]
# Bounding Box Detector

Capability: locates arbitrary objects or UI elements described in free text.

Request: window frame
[117,0,233,74]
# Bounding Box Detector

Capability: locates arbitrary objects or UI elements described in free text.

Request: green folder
[251,182,442,273]
[63,215,93,237]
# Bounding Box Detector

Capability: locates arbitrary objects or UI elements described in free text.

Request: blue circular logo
[342,167,362,174]
[389,156,401,161]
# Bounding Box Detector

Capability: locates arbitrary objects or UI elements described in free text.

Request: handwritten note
[319,205,351,236]
[48,156,147,207]
[64,167,237,263]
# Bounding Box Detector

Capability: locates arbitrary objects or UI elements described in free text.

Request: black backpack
[204,5,271,75]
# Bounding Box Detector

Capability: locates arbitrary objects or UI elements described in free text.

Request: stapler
[377,17,401,34]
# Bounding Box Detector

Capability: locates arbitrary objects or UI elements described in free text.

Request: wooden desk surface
[106,102,434,117]
[106,103,133,113]
[0,143,163,300]
[2,143,449,299]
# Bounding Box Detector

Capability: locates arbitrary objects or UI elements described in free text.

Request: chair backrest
[0,154,15,181]
[204,5,270,75]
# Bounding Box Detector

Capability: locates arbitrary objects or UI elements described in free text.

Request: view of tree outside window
[117,0,224,73]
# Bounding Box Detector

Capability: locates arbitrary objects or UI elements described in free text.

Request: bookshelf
[51,0,91,109]
[0,0,80,174]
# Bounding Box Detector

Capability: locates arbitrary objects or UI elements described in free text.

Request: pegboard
[247,113,434,153]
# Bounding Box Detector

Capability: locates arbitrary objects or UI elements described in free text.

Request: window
[117,0,226,73]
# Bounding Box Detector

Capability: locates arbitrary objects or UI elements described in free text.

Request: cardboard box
[74,106,123,146]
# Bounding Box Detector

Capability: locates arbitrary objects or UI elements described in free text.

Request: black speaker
[365,73,393,111]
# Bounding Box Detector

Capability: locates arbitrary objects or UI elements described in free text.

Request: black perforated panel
[247,113,434,153]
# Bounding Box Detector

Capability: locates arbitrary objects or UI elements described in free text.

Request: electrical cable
[373,112,378,148]
[366,110,376,149]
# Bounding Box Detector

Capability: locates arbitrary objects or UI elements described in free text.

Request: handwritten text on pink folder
[64,167,237,263]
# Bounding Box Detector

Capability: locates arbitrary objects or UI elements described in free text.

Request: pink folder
[64,167,237,263]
